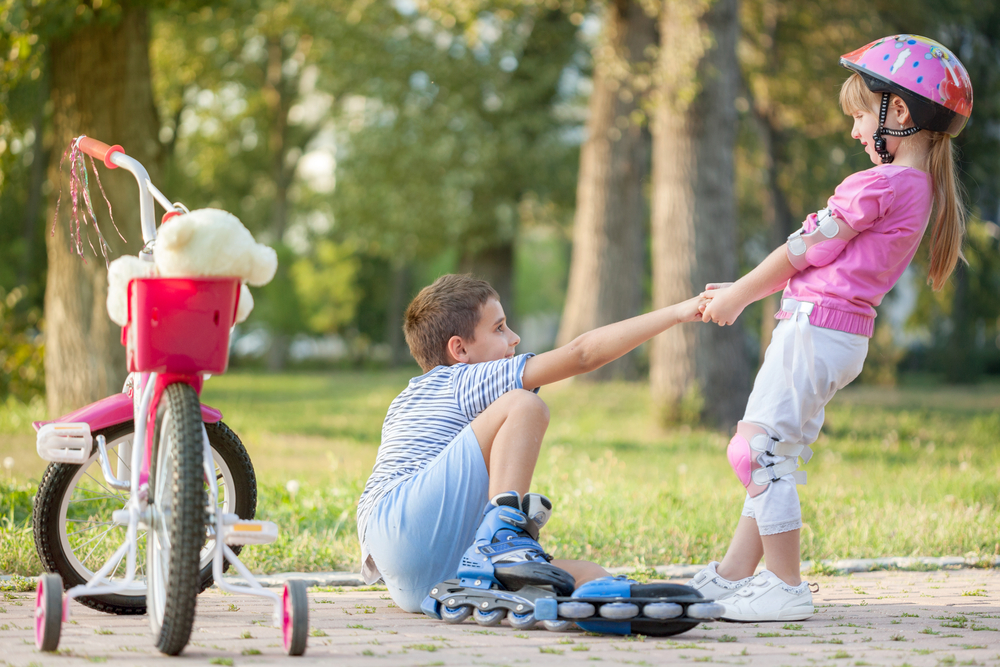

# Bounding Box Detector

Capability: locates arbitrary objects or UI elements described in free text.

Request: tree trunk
[21,69,49,287]
[460,242,515,326]
[44,6,162,417]
[384,261,412,367]
[557,0,655,382]
[650,0,750,426]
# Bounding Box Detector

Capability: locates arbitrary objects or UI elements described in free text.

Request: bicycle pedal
[36,423,92,464]
[222,520,278,545]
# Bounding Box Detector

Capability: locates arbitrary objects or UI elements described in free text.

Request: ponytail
[926,132,967,291]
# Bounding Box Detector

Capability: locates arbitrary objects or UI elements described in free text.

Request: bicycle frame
[42,137,282,623]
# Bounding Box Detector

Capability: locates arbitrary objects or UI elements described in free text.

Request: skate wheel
[473,607,507,626]
[441,604,473,624]
[558,601,596,619]
[282,580,309,656]
[599,602,640,620]
[644,602,683,619]
[686,601,726,620]
[35,574,63,652]
[541,619,574,632]
[508,610,536,630]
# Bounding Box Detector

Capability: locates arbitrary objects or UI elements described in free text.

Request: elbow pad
[785,209,859,271]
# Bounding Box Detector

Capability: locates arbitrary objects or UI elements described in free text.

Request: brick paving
[1,569,997,666]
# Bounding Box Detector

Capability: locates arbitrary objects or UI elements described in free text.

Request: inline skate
[421,491,725,634]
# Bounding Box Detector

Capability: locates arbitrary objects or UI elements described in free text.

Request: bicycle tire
[32,420,256,615]
[147,382,205,655]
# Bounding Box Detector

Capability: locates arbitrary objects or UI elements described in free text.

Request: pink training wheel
[282,580,308,656]
[35,573,63,652]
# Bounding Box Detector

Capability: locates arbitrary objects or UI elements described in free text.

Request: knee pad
[726,421,813,497]
[786,208,859,271]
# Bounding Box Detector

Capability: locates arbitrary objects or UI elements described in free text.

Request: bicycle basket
[125,277,240,374]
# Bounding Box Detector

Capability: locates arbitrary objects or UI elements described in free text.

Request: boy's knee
[507,388,549,423]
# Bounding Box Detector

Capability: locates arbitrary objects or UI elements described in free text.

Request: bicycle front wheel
[147,382,206,655]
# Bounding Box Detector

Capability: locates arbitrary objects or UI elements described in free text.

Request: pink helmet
[840,35,973,138]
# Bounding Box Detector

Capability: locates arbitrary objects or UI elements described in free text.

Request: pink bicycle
[33,137,308,656]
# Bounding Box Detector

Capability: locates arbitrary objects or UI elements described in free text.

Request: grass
[2,370,1000,575]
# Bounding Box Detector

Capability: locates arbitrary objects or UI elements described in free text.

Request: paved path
[2,569,997,666]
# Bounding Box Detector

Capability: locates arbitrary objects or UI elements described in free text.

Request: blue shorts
[364,425,490,612]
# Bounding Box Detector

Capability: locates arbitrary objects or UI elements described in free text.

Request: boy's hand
[676,294,709,322]
[700,286,747,326]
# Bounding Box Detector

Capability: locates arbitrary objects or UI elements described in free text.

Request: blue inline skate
[421,492,725,634]
[421,491,577,628]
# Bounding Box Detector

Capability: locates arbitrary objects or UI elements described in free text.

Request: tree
[39,3,162,416]
[332,5,581,325]
[650,0,749,426]
[556,0,656,381]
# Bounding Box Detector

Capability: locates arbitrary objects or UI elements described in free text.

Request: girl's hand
[700,286,747,326]
[703,282,734,292]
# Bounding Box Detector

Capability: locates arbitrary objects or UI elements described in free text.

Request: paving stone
[1,569,997,666]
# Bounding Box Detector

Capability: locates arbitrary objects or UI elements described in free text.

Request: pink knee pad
[727,421,773,498]
[727,421,811,498]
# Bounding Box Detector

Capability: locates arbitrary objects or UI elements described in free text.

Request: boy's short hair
[404,274,499,371]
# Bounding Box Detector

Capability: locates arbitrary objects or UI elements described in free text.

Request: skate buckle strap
[497,506,528,529]
[750,459,807,486]
[746,430,812,463]
[479,536,552,561]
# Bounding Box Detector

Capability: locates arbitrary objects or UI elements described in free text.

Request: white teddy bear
[106,209,277,327]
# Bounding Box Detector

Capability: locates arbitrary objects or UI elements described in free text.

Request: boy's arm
[701,244,798,326]
[521,295,704,391]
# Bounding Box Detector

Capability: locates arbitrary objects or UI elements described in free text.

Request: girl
[693,35,973,622]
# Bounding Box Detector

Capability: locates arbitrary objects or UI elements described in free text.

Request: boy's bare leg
[553,559,610,588]
[471,389,549,498]
[717,515,764,581]
[718,517,801,585]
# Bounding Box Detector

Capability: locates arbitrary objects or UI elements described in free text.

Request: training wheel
[35,573,63,652]
[282,580,309,656]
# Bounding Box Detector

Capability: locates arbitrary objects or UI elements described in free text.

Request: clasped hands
[697,282,747,326]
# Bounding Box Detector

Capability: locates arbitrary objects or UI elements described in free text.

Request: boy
[357,274,704,612]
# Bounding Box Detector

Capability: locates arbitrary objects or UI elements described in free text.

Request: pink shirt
[776,165,933,338]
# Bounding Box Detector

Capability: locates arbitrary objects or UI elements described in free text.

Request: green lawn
[2,371,999,575]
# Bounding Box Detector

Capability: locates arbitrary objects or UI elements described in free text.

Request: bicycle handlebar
[75,135,157,245]
[77,137,125,170]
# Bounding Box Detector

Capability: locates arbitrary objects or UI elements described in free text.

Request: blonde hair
[839,73,966,291]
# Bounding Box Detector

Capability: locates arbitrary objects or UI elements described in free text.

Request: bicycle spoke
[69,492,123,504]
[108,546,128,579]
[83,471,127,502]
[79,525,116,566]
[66,522,113,536]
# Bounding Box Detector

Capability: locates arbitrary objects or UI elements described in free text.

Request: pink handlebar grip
[77,137,124,169]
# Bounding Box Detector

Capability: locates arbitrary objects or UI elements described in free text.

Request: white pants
[740,316,868,535]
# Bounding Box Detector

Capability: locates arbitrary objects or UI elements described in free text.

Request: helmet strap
[873,92,922,164]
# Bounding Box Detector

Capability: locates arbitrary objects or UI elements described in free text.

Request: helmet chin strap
[873,92,922,163]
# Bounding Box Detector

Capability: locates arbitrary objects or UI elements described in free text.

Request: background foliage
[1,0,999,404]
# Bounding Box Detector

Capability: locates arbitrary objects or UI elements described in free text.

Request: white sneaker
[687,562,753,601]
[720,570,814,621]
